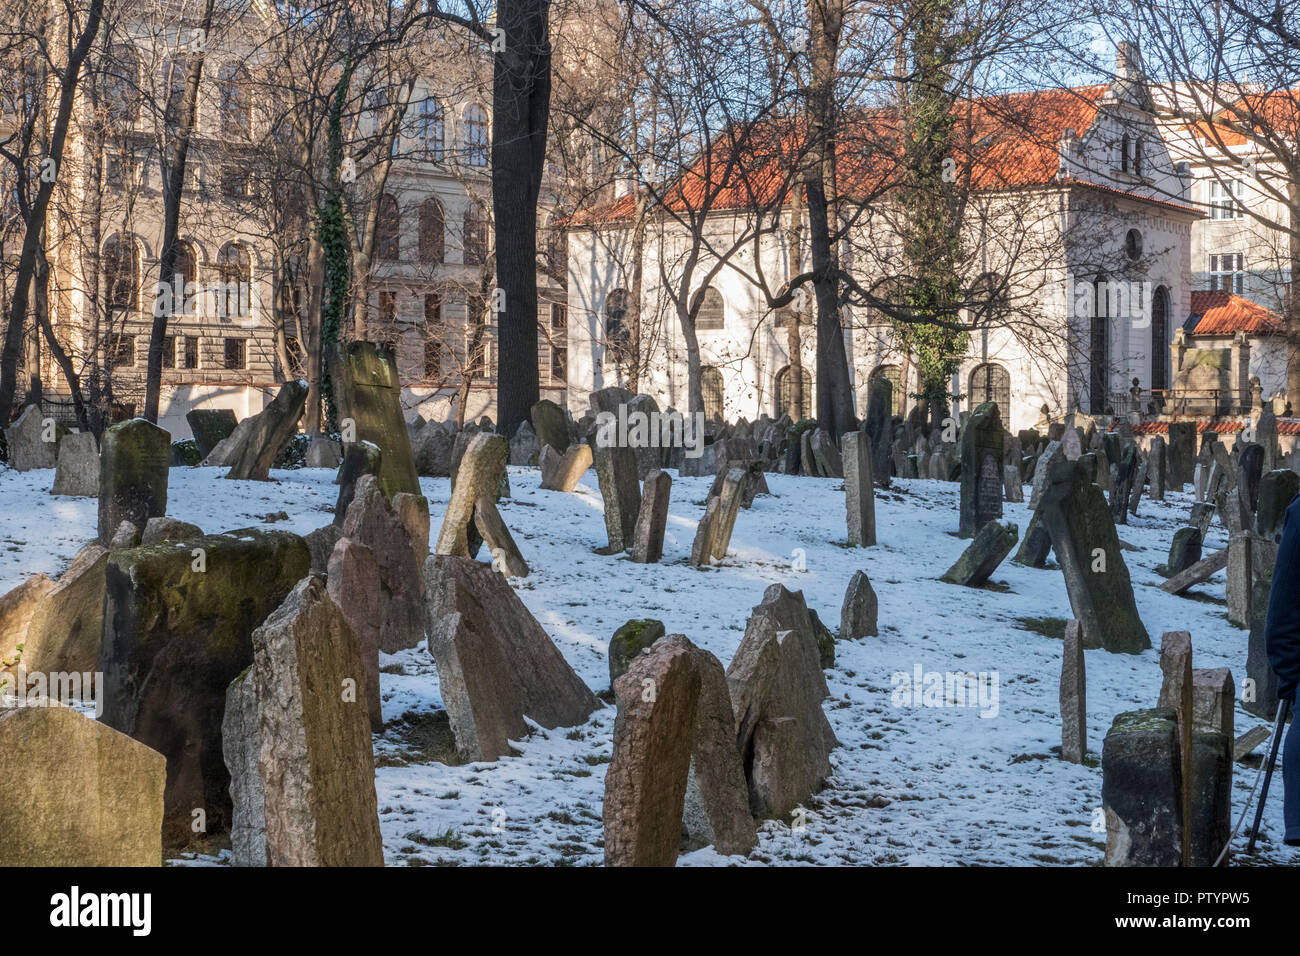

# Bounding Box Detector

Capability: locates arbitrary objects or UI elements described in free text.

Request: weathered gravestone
[593,442,642,553]
[1168,421,1196,489]
[100,529,309,847]
[473,496,529,577]
[326,538,384,733]
[1102,708,1183,866]
[1244,564,1278,720]
[1060,620,1086,764]
[690,467,747,566]
[842,431,876,547]
[726,585,838,818]
[328,341,420,499]
[1139,435,1162,500]
[0,573,54,667]
[1128,455,1148,516]
[4,404,65,470]
[809,428,843,479]
[631,469,672,563]
[840,570,878,638]
[1166,527,1202,577]
[332,441,382,526]
[941,520,1018,588]
[224,380,308,481]
[539,441,593,492]
[1110,444,1138,525]
[1028,440,1063,510]
[97,418,170,546]
[51,431,99,496]
[531,398,570,455]
[422,555,599,762]
[1013,510,1054,568]
[609,618,667,685]
[1255,469,1300,540]
[1038,456,1150,654]
[435,432,508,559]
[509,420,541,466]
[1004,465,1024,503]
[0,706,165,866]
[603,638,700,867]
[223,576,384,867]
[186,408,238,459]
[22,544,108,675]
[959,402,1004,538]
[864,378,893,487]
[413,420,455,477]
[343,475,425,652]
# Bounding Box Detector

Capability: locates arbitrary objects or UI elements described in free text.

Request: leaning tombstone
[1255,469,1300,541]
[224,380,309,481]
[593,442,641,553]
[328,340,420,498]
[630,469,672,563]
[435,433,508,558]
[51,431,99,497]
[186,408,239,459]
[941,520,1018,587]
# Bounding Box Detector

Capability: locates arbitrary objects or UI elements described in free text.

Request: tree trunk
[143,0,216,423]
[492,0,551,437]
[1288,179,1300,412]
[0,0,104,425]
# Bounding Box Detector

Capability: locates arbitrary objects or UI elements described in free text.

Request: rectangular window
[108,334,135,368]
[1210,180,1244,220]
[224,337,247,370]
[378,290,397,325]
[550,344,567,384]
[221,166,251,199]
[1209,253,1245,294]
[550,302,567,331]
[184,336,199,369]
[424,294,442,381]
[162,334,176,369]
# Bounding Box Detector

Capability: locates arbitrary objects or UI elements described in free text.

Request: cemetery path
[0,462,1290,866]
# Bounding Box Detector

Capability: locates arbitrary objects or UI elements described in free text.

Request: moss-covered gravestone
[1102,708,1183,867]
[531,398,570,455]
[97,419,170,546]
[1038,457,1150,654]
[609,619,666,685]
[959,402,1004,538]
[328,341,419,499]
[941,520,1018,587]
[100,529,310,848]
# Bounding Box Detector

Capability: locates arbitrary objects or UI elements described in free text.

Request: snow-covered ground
[0,460,1291,867]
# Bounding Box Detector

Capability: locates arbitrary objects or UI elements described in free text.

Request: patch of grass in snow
[377,709,463,767]
[405,829,468,850]
[1013,616,1070,640]
[379,662,406,675]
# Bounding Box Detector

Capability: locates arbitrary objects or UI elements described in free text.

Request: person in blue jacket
[1266,495,1300,845]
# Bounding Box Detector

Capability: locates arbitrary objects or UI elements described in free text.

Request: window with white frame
[1208,253,1245,294]
[1209,179,1244,220]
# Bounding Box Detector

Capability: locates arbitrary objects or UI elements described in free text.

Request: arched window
[105,46,140,126]
[216,242,251,318]
[462,203,487,265]
[419,198,444,264]
[605,288,630,352]
[103,234,140,312]
[1120,132,1130,173]
[871,363,904,417]
[1151,285,1170,393]
[419,97,443,160]
[464,105,488,167]
[969,363,1011,415]
[1090,277,1110,413]
[377,194,400,260]
[693,286,725,330]
[218,63,251,139]
[701,366,724,421]
[775,364,812,419]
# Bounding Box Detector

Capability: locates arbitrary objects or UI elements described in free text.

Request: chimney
[1116,41,1142,78]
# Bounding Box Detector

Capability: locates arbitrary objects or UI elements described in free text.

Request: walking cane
[1247,697,1291,855]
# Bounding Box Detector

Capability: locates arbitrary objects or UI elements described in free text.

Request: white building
[565,45,1202,433]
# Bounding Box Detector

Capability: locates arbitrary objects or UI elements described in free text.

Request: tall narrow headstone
[96,419,170,546]
[1060,620,1086,763]
[959,402,1004,537]
[328,341,420,498]
[1102,709,1183,867]
[631,469,672,563]
[842,431,876,547]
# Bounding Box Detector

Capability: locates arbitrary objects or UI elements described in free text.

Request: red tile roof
[571,84,1115,226]
[1188,290,1282,335]
[1132,419,1300,435]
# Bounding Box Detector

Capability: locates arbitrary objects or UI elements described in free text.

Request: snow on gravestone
[422,555,599,762]
[223,576,384,867]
